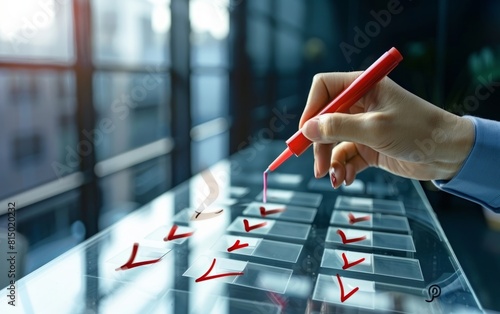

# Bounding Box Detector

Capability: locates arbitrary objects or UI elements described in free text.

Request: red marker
[265,47,403,173]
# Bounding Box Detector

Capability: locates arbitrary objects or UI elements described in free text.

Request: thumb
[302,113,379,146]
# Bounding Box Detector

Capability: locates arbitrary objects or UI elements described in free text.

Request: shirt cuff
[432,116,500,213]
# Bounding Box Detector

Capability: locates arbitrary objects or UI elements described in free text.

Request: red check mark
[227,239,249,252]
[164,225,194,241]
[347,213,370,224]
[243,219,267,232]
[341,252,366,270]
[115,243,163,271]
[337,229,367,244]
[259,206,285,217]
[336,274,359,302]
[195,258,244,282]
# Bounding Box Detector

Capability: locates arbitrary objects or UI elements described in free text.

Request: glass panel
[0,70,77,198]
[0,153,486,313]
[191,73,229,125]
[93,71,170,161]
[190,0,229,67]
[91,0,170,66]
[0,0,74,62]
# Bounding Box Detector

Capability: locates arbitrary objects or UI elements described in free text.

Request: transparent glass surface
[91,0,170,66]
[0,142,484,313]
[321,249,424,281]
[0,0,74,62]
[243,202,317,223]
[330,210,411,233]
[0,69,77,199]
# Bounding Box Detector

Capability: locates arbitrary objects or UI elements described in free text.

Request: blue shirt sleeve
[433,116,500,213]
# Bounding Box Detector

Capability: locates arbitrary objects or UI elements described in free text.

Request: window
[0,0,232,275]
[0,0,74,63]
[189,0,231,173]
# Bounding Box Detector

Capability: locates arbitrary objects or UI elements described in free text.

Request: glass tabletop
[0,142,484,313]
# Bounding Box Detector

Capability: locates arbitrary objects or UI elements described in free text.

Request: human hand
[300,72,475,187]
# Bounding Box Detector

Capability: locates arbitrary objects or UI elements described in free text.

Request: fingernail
[329,168,336,188]
[303,117,321,141]
[314,160,319,178]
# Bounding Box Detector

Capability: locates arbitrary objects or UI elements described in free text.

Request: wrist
[438,115,475,180]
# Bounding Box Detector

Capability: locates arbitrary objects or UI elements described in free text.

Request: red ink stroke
[341,252,366,270]
[259,206,285,217]
[192,209,224,220]
[195,169,220,217]
[347,213,370,224]
[263,170,268,203]
[336,274,360,302]
[336,229,367,244]
[227,240,249,252]
[195,258,244,282]
[115,243,162,271]
[243,219,267,232]
[164,225,194,241]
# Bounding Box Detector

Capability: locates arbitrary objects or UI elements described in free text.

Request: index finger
[299,72,362,128]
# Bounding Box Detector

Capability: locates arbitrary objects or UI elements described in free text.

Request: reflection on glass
[0,70,76,198]
[91,0,170,66]
[0,0,74,62]
[93,72,170,161]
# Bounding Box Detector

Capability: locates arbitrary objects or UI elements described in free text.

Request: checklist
[243,201,317,223]
[183,256,293,293]
[321,248,424,281]
[335,195,406,215]
[227,216,311,240]
[330,210,410,233]
[325,226,416,252]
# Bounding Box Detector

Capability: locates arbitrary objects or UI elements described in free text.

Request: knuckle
[319,115,339,139]
[312,73,326,85]
[312,73,322,81]
[363,112,390,140]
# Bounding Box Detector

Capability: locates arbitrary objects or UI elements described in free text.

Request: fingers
[329,142,372,188]
[302,112,383,147]
[299,72,362,128]
[300,72,384,184]
[313,142,334,178]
